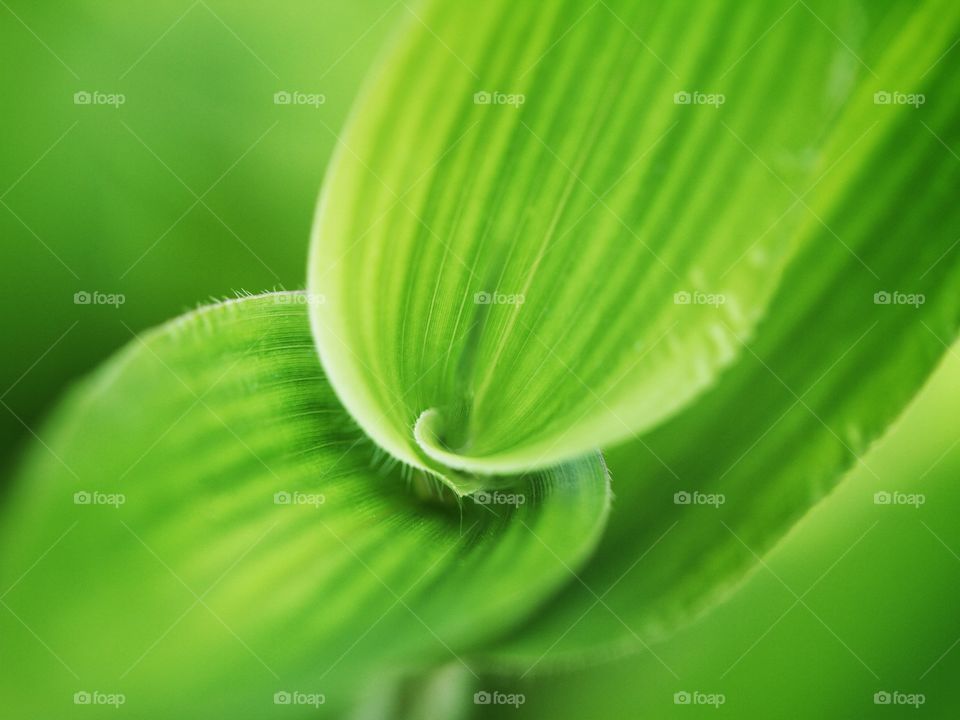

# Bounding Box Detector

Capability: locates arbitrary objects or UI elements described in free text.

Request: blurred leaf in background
[0,0,399,470]
[475,344,960,717]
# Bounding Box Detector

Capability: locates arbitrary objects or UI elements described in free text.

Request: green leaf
[476,343,960,719]
[0,293,609,718]
[475,0,960,666]
[309,0,869,482]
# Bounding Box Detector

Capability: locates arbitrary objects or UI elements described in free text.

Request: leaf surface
[309,0,865,482]
[0,293,609,718]
[477,0,960,665]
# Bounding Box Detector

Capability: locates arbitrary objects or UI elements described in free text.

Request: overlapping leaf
[309,0,868,484]
[476,0,960,665]
[0,294,609,718]
[478,341,960,719]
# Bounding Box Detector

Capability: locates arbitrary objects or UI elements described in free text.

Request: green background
[0,0,401,471]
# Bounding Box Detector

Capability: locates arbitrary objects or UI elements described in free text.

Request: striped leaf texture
[472,0,960,665]
[307,0,908,485]
[0,294,609,718]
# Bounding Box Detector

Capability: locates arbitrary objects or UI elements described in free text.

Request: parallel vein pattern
[0,294,609,718]
[481,0,960,665]
[309,0,876,483]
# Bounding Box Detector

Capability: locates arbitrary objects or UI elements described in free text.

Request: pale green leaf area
[309,0,869,484]
[0,294,609,719]
[473,0,960,666]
